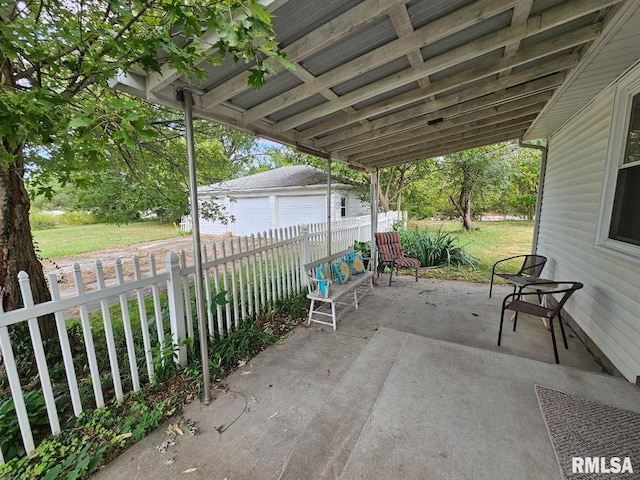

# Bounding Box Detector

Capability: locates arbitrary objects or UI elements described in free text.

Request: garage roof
[200,165,352,194]
[113,0,637,170]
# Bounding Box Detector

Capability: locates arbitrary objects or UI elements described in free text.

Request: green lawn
[32,218,533,283]
[33,221,183,258]
[406,219,534,283]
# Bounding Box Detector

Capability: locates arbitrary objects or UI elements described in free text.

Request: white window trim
[596,65,640,261]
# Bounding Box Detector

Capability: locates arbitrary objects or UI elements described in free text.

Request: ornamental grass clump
[396,227,477,269]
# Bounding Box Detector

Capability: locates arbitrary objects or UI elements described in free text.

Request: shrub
[59,211,100,226]
[30,212,58,230]
[397,227,477,268]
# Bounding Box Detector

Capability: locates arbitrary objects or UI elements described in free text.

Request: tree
[66,117,259,224]
[505,147,541,219]
[439,143,511,230]
[0,1,289,324]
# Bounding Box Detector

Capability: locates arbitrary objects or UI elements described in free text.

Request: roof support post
[326,156,332,256]
[181,88,211,405]
[518,138,547,255]
[370,169,379,275]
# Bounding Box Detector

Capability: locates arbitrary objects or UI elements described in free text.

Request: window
[340,197,347,217]
[609,94,640,246]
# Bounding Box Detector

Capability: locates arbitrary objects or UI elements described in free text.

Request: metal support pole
[182,89,211,404]
[518,138,548,255]
[370,169,379,275]
[326,157,332,256]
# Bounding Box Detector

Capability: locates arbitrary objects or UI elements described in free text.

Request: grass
[405,219,534,283]
[32,221,183,258]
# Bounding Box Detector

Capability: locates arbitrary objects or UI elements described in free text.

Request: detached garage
[197,165,369,236]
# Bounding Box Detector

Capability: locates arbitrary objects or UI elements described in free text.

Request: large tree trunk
[449,192,473,231]
[0,160,56,339]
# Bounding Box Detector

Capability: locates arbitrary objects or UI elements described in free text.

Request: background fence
[0,211,402,463]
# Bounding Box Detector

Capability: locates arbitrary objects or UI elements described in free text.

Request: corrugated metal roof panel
[271,0,363,48]
[421,10,512,61]
[231,70,303,110]
[300,17,397,76]
[407,0,475,30]
[332,57,411,96]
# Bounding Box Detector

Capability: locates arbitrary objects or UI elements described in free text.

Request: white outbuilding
[196,165,369,236]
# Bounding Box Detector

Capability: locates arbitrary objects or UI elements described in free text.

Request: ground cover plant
[0,276,309,479]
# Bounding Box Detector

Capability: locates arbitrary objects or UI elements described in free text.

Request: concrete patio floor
[94,276,640,479]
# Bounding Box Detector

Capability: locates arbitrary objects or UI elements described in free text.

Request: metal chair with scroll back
[489,254,547,298]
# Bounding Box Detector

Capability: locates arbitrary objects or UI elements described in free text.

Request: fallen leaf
[268,412,279,420]
[166,457,175,465]
[182,467,198,473]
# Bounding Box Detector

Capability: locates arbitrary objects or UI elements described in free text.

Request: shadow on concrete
[94,276,638,480]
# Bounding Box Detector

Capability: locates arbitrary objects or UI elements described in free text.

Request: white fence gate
[0,211,402,464]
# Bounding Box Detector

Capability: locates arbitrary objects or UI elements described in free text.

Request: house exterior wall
[539,73,640,381]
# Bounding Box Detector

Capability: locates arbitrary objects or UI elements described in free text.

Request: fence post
[166,252,187,367]
[300,224,310,287]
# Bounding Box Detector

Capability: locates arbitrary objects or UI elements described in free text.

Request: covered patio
[95,278,638,479]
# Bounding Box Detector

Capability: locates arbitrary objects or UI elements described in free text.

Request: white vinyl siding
[539,83,640,381]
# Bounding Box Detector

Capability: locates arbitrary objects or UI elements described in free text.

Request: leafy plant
[354,240,371,259]
[0,391,51,461]
[397,227,477,269]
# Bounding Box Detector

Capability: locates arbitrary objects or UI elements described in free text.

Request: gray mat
[535,385,640,479]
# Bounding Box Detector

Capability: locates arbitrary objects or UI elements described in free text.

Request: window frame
[596,70,640,260]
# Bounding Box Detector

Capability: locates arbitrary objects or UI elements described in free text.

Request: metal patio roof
[113,0,635,171]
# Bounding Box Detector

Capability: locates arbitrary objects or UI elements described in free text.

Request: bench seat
[304,248,374,331]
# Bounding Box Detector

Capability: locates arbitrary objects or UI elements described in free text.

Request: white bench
[304,248,374,331]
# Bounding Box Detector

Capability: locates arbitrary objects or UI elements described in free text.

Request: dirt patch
[43,235,225,298]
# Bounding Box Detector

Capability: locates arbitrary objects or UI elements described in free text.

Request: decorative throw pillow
[316,263,329,297]
[331,258,350,284]
[346,251,366,274]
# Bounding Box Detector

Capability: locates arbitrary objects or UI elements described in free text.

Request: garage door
[277,195,326,228]
[233,197,271,236]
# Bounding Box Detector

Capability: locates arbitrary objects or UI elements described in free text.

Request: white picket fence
[0,212,402,463]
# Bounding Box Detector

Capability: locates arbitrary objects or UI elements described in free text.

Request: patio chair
[489,254,547,298]
[375,232,421,286]
[497,281,583,364]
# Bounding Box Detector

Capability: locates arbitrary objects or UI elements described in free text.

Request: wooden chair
[497,281,583,364]
[374,232,421,286]
[489,254,547,298]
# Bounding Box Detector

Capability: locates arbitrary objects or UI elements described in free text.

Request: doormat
[535,385,640,479]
